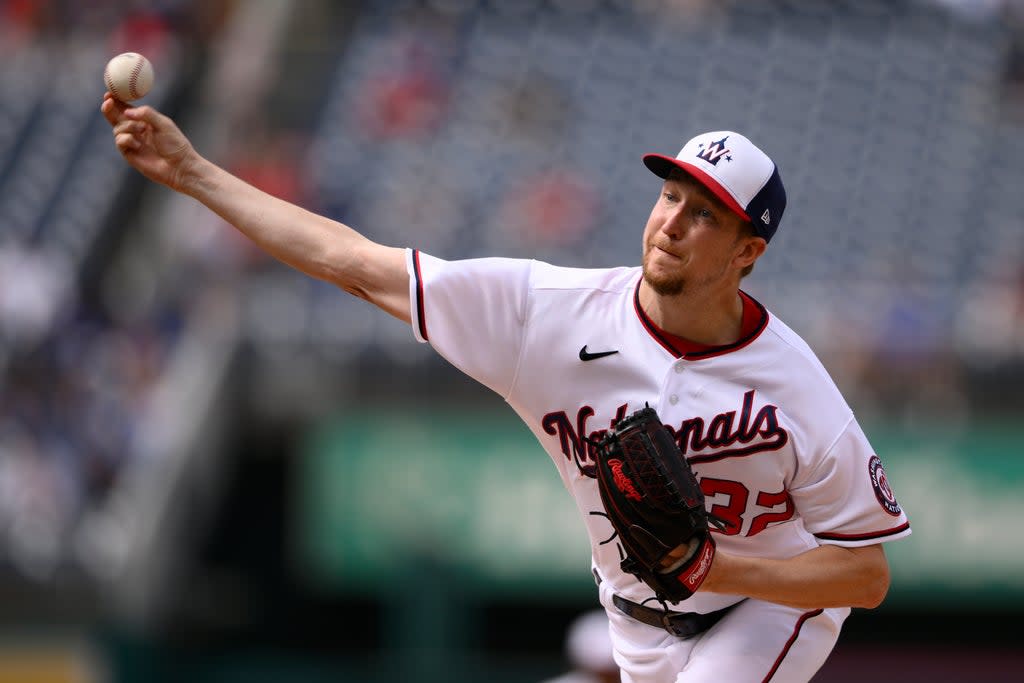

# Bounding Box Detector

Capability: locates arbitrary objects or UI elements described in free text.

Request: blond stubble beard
[642,262,686,296]
[641,246,733,298]
[642,241,686,295]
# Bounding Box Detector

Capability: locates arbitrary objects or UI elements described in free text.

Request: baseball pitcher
[103,92,911,682]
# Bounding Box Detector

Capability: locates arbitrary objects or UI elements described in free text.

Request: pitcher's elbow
[859,566,891,609]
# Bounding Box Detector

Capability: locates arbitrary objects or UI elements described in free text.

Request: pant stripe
[761,608,825,682]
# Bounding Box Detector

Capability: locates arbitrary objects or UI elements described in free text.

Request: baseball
[103,52,154,102]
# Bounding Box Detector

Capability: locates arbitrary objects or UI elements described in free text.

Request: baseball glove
[593,405,717,604]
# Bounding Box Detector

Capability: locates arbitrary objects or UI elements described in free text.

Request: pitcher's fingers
[113,120,148,136]
[101,94,130,126]
[124,105,173,131]
[115,132,141,153]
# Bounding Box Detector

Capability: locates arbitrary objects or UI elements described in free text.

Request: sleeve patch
[869,455,902,516]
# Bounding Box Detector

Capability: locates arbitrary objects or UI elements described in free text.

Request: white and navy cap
[643,131,786,243]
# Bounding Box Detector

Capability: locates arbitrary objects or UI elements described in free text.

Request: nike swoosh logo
[579,345,619,362]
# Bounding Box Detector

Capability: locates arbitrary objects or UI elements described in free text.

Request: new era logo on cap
[643,131,786,242]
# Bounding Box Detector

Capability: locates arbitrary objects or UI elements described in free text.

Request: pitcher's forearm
[702,544,890,610]
[178,156,411,321]
[104,100,411,321]
[181,157,360,282]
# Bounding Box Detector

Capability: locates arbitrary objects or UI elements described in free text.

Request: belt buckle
[661,613,686,638]
[661,612,698,638]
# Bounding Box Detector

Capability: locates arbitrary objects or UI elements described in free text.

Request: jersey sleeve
[406,249,532,398]
[790,417,911,547]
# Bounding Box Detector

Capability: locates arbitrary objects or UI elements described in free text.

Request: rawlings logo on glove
[608,459,643,501]
[593,405,718,603]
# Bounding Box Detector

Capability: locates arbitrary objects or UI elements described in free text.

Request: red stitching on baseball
[129,56,143,100]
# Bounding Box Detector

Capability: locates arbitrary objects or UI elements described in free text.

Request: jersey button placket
[666,359,685,407]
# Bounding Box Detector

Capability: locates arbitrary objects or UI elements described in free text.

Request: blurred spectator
[181,117,312,274]
[108,7,176,64]
[953,258,1024,365]
[0,0,51,52]
[495,170,602,249]
[0,246,74,348]
[499,72,573,144]
[926,0,1008,22]
[540,609,619,683]
[230,121,309,208]
[999,0,1024,119]
[0,298,180,581]
[355,29,451,140]
[0,0,222,587]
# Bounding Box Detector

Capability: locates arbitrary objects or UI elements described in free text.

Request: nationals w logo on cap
[695,136,732,166]
[643,131,787,243]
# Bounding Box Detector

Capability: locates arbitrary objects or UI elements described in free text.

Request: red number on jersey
[748,489,795,536]
[700,478,748,536]
[700,479,796,537]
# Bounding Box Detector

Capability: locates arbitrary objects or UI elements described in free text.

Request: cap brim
[642,153,750,223]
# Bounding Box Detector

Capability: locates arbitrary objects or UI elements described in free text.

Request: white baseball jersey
[406,250,912,617]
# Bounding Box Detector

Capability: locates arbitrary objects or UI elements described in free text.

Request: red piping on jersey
[814,521,911,542]
[632,279,769,359]
[761,608,824,682]
[412,249,428,341]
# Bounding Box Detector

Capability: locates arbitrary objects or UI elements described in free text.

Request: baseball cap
[643,131,786,242]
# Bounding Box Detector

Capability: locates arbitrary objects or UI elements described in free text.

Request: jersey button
[674,363,685,374]
[669,394,679,405]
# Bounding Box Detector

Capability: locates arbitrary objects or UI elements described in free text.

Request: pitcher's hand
[101,92,197,192]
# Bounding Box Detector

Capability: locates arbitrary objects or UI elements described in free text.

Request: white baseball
[104,52,154,102]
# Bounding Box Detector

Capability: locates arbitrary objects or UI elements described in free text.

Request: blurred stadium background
[2,0,1023,681]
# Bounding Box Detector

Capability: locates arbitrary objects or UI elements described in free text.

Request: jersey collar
[632,278,769,360]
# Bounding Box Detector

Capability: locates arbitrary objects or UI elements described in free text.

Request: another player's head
[564,609,619,682]
[640,131,786,295]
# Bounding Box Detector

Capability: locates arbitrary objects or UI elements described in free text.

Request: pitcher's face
[641,175,753,297]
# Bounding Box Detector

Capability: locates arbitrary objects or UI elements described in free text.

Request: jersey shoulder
[761,313,836,381]
[762,312,813,352]
[753,311,854,421]
[528,260,640,294]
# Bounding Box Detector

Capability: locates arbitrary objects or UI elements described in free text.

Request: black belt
[595,568,741,639]
[611,594,740,639]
